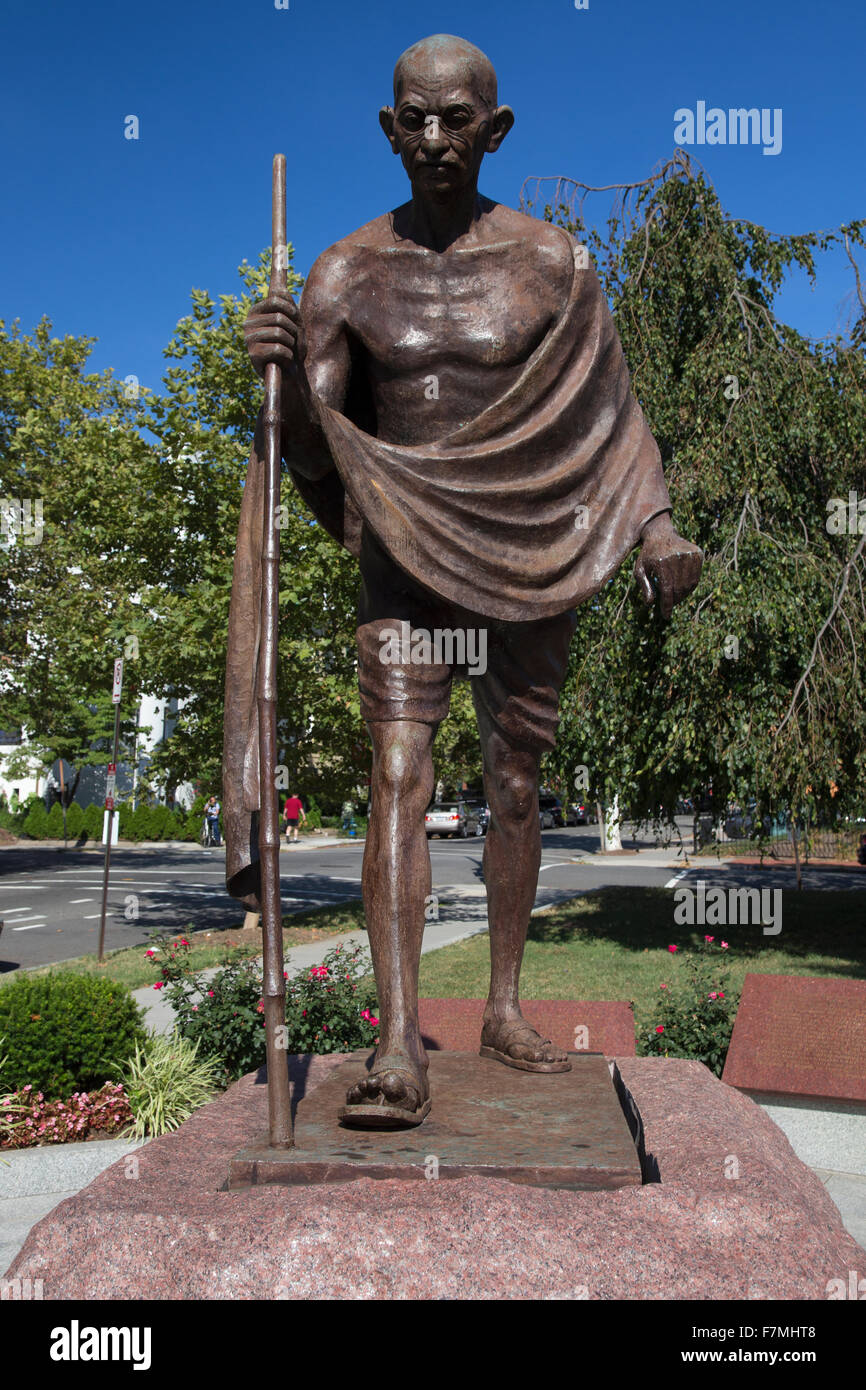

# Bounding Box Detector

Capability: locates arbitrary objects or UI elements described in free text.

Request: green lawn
[10,900,367,992]
[418,886,866,1033]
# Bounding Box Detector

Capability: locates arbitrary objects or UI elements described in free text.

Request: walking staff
[258,153,292,1147]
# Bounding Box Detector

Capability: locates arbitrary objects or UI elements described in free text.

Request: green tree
[0,319,154,785]
[528,155,866,831]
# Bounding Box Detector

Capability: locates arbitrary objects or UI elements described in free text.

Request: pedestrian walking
[283,793,306,843]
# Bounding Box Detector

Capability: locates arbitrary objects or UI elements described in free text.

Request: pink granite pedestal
[6,1056,864,1300]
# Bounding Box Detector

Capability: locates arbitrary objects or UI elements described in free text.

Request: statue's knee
[376,731,433,804]
[489,764,538,823]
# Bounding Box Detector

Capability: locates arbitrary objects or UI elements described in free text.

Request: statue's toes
[346,1075,380,1105]
[380,1070,412,1105]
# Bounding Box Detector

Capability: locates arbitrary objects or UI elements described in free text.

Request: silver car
[425,801,481,838]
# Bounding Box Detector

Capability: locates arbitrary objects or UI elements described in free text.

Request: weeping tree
[525,153,866,841]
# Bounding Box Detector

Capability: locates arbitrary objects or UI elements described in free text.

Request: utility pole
[97,658,123,962]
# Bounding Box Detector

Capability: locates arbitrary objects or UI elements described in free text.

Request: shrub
[636,939,740,1077]
[122,1033,222,1138]
[168,958,267,1082]
[46,801,64,836]
[146,803,184,841]
[145,937,380,1077]
[128,804,151,840]
[0,795,26,833]
[84,803,105,839]
[144,933,266,1081]
[285,942,379,1053]
[181,794,206,838]
[21,800,49,839]
[65,802,85,837]
[0,1081,132,1150]
[0,972,147,1098]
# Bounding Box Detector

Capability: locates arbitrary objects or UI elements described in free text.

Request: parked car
[538,793,564,828]
[463,800,490,836]
[723,802,773,839]
[425,801,482,838]
[566,801,597,825]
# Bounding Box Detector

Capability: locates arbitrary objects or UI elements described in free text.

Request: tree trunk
[596,801,607,853]
[792,817,803,891]
[604,794,623,852]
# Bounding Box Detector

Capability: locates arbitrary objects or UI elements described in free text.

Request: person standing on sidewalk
[283,793,306,843]
[205,795,222,847]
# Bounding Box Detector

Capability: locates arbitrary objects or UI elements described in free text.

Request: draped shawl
[223,239,671,906]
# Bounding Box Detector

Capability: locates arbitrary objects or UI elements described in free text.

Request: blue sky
[1,0,863,395]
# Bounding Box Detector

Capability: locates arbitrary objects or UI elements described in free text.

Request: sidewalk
[0,1136,144,1278]
[0,833,359,853]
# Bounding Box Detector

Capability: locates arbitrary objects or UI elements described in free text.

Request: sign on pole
[112,658,124,704]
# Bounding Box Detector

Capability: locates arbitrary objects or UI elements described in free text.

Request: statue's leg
[470,610,577,1072]
[473,711,569,1071]
[343,530,451,1124]
[341,717,436,1126]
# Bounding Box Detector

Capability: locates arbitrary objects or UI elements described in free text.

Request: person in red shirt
[283,793,306,843]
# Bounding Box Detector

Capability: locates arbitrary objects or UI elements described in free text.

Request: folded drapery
[223,238,671,906]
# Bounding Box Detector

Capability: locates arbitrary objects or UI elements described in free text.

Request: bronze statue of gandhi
[226,33,703,1126]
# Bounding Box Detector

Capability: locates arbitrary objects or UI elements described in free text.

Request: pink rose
[668,944,678,954]
[704,935,714,943]
[153,981,164,990]
[721,941,729,949]
[655,1025,665,1034]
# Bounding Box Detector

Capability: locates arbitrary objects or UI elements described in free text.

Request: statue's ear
[487,105,515,153]
[379,106,399,153]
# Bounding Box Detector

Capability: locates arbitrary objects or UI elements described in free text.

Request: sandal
[480,1020,572,1073]
[339,1054,432,1129]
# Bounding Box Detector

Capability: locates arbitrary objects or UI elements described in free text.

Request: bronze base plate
[228,1051,643,1191]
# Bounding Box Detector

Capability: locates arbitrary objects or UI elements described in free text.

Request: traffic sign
[112,658,124,704]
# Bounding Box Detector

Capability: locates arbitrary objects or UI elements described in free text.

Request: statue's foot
[339,1051,431,1129]
[480,1013,572,1073]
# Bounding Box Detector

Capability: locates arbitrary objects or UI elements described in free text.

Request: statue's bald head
[393,34,498,108]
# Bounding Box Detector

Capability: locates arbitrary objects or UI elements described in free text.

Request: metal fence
[703,827,863,862]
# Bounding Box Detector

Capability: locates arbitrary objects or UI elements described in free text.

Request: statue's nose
[421,118,448,151]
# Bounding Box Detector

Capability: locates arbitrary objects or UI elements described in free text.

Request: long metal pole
[259,153,292,1148]
[59,759,67,850]
[97,700,122,963]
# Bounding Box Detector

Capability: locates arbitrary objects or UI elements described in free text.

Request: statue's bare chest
[347,243,560,375]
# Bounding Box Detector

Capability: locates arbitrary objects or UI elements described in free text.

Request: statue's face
[383,62,508,199]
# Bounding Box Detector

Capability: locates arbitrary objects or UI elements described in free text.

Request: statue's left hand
[634,513,703,619]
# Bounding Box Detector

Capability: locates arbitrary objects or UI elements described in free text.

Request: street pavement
[3,823,864,975]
